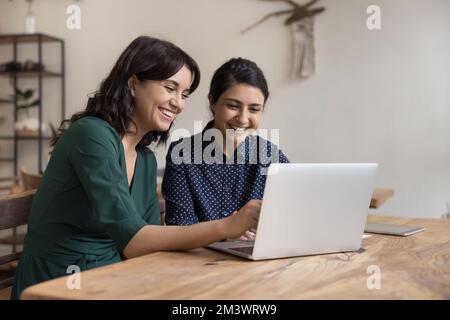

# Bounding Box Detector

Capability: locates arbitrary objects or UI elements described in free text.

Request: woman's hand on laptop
[239,229,257,241]
[221,200,261,240]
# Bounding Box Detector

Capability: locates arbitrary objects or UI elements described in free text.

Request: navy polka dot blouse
[162,121,289,225]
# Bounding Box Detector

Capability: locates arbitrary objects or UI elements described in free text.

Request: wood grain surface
[21,215,450,300]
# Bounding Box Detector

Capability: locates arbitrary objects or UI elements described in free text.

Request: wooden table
[21,215,450,300]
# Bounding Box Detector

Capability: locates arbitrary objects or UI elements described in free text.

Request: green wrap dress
[11,116,160,299]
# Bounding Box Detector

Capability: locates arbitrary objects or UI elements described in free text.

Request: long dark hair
[51,36,200,151]
[208,57,269,106]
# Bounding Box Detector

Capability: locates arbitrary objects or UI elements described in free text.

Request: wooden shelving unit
[0,33,65,174]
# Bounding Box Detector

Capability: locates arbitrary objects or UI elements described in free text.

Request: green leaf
[15,88,25,97]
[23,89,34,99]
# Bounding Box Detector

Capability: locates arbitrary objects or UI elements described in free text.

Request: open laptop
[207,163,378,260]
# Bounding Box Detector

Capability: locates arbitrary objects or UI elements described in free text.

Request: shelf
[0,33,64,175]
[0,71,63,78]
[0,98,13,104]
[0,136,53,140]
[0,33,63,45]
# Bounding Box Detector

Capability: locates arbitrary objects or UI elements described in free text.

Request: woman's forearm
[123,199,260,259]
[123,219,228,259]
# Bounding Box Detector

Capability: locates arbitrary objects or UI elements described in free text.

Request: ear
[128,75,138,97]
[208,94,215,114]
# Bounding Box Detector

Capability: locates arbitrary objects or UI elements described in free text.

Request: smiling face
[129,65,192,133]
[210,83,265,148]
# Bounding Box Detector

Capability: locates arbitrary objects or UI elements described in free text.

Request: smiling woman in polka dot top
[162,58,289,237]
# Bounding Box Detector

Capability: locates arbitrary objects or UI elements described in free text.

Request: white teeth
[160,108,174,118]
[230,126,246,134]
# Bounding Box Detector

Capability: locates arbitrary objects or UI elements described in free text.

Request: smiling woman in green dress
[11,36,261,299]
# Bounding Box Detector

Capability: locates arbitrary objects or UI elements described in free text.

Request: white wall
[0,0,449,218]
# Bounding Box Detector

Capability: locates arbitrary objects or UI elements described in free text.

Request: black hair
[208,57,269,105]
[51,36,201,151]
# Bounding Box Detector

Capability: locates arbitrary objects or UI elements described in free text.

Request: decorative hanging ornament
[241,0,326,80]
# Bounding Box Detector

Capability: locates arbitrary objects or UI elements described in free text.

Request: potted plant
[14,88,47,137]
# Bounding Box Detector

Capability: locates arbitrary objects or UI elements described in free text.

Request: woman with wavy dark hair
[11,37,260,299]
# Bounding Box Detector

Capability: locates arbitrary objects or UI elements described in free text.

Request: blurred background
[0,0,449,219]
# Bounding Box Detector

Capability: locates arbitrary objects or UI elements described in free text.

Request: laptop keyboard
[229,246,254,255]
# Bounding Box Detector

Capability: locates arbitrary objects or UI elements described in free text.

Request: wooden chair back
[20,167,42,191]
[0,190,35,290]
